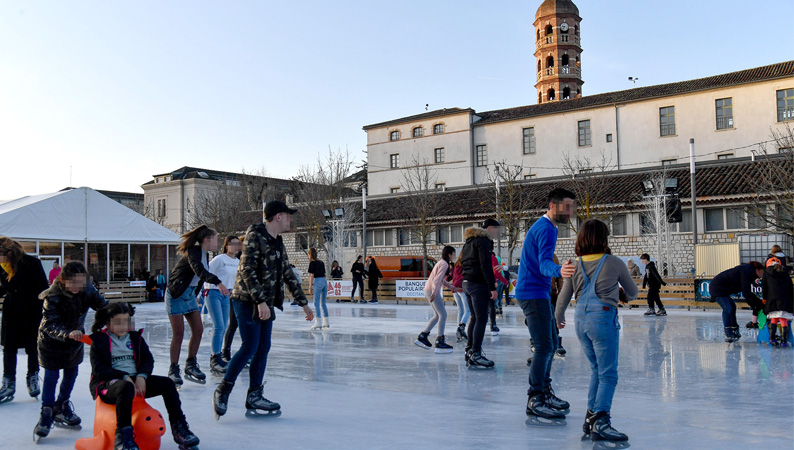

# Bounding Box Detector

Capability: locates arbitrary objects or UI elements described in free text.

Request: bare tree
[484,161,535,265]
[142,199,166,226]
[639,170,675,275]
[293,147,361,267]
[396,156,441,277]
[561,151,615,233]
[185,181,252,236]
[745,125,794,240]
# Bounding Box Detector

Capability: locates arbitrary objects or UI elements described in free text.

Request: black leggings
[99,375,183,429]
[2,342,38,378]
[351,277,365,300]
[647,287,664,309]
[464,282,491,352]
[223,306,239,355]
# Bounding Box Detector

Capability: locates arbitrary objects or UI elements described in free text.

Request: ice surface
[1,303,792,449]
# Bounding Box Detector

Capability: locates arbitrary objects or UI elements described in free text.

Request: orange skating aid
[75,396,166,450]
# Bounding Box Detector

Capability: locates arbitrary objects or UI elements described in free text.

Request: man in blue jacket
[515,188,576,421]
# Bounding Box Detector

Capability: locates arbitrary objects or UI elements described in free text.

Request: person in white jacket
[204,236,241,375]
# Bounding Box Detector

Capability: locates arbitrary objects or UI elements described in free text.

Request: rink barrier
[99,281,147,304]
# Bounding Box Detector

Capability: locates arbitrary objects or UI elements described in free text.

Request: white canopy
[0,187,180,244]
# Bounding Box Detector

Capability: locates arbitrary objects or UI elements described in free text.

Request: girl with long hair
[34,261,108,442]
[350,255,366,303]
[0,237,49,405]
[415,246,461,353]
[555,219,637,442]
[165,225,228,387]
[89,303,199,450]
[203,235,241,375]
[307,248,329,330]
[367,257,382,304]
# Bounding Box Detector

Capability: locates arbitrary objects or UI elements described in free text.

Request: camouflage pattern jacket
[231,223,308,310]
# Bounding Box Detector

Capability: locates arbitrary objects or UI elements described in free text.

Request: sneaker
[643,308,656,316]
[655,308,667,316]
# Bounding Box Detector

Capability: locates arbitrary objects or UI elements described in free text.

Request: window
[640,213,655,235]
[366,229,393,247]
[661,159,676,167]
[777,89,794,122]
[412,127,423,138]
[435,183,446,191]
[390,154,399,169]
[433,124,444,134]
[476,145,487,167]
[704,208,724,232]
[606,133,612,143]
[678,210,692,233]
[157,199,167,218]
[611,214,627,236]
[390,187,400,193]
[399,229,410,246]
[522,127,536,154]
[434,148,445,163]
[437,225,463,244]
[557,223,571,238]
[524,174,536,180]
[660,106,676,136]
[410,230,421,245]
[716,98,733,129]
[747,206,765,229]
[296,233,309,251]
[577,120,591,146]
[579,168,593,174]
[717,153,733,160]
[343,231,357,248]
[390,130,400,141]
[726,208,744,229]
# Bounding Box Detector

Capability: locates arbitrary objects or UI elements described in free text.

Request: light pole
[689,138,697,276]
[628,76,639,87]
[362,186,367,262]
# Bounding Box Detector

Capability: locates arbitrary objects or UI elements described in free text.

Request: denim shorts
[165,286,199,316]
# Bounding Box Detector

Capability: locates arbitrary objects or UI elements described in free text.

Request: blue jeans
[714,296,738,328]
[575,297,621,413]
[225,300,273,390]
[42,366,78,408]
[453,291,470,325]
[496,282,505,309]
[206,289,230,354]
[518,298,558,394]
[313,278,328,318]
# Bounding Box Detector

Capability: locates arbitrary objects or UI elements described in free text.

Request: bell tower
[534,0,583,104]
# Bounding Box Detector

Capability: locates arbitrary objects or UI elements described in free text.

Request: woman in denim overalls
[555,219,638,443]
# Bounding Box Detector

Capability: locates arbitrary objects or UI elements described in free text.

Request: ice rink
[1,302,792,450]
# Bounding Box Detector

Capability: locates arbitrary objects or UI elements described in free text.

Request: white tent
[0,187,179,244]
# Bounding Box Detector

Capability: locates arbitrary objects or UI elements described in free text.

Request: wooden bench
[100,282,146,304]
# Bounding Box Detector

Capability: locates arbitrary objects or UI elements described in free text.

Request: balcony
[536,65,581,81]
[536,33,580,50]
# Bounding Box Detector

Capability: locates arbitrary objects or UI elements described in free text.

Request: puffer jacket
[88,329,154,399]
[0,254,48,348]
[762,266,793,316]
[38,282,108,370]
[168,246,222,298]
[231,223,308,310]
[460,227,496,291]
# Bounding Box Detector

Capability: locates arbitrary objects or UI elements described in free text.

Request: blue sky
[1,0,792,199]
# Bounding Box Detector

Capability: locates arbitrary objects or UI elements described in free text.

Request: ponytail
[177,225,217,256]
[91,302,135,333]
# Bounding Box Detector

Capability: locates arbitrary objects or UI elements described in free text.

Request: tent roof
[0,187,180,244]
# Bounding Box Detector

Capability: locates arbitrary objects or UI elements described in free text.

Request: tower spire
[534,0,583,103]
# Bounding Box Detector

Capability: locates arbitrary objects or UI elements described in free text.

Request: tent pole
[106,243,110,283]
[127,244,131,279]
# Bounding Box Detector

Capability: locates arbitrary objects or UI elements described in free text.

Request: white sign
[129,281,146,287]
[396,279,427,298]
[327,280,354,298]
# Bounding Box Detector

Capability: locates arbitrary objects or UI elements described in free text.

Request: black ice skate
[467,350,495,369]
[731,326,742,343]
[491,324,500,336]
[27,371,40,399]
[544,386,570,414]
[582,409,597,436]
[590,412,628,442]
[455,324,467,342]
[171,416,200,449]
[169,363,184,388]
[53,400,82,430]
[210,354,227,376]
[114,425,140,450]
[643,308,656,316]
[555,340,567,357]
[434,336,453,354]
[656,307,667,316]
[33,406,53,443]
[769,322,780,347]
[525,392,566,426]
[0,376,15,405]
[184,357,206,385]
[245,385,282,418]
[414,332,432,349]
[781,326,790,347]
[213,379,234,420]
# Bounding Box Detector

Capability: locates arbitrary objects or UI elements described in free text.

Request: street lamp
[322,210,332,219]
[362,186,367,261]
[628,76,639,87]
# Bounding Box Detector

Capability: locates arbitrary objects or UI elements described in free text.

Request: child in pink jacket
[415,246,461,353]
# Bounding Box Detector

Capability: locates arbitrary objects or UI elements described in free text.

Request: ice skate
[590,412,628,442]
[210,354,227,376]
[310,318,322,330]
[455,324,467,342]
[556,339,566,357]
[171,416,200,449]
[723,327,737,343]
[322,317,331,329]
[467,350,495,369]
[414,332,432,349]
[27,371,40,399]
[0,376,15,405]
[53,400,82,430]
[434,336,453,354]
[491,324,500,336]
[655,307,667,316]
[221,348,232,364]
[526,392,566,421]
[169,363,184,388]
[643,308,656,316]
[213,379,234,420]
[591,441,632,450]
[544,386,570,414]
[582,409,597,436]
[245,385,282,418]
[768,322,779,347]
[33,406,53,443]
[731,326,742,342]
[781,326,790,347]
[184,357,207,385]
[114,425,140,450]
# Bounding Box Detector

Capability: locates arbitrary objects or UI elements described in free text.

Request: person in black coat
[708,261,764,343]
[350,255,366,303]
[366,258,383,304]
[0,237,49,403]
[641,254,667,316]
[35,261,107,439]
[762,256,794,346]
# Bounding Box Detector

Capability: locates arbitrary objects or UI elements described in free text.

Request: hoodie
[460,228,496,290]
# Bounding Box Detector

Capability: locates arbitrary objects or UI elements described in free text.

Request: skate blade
[53,422,82,430]
[592,440,631,449]
[245,409,281,418]
[33,433,42,444]
[414,341,432,350]
[467,364,495,370]
[491,332,499,336]
[434,348,453,354]
[184,376,207,385]
[0,396,14,405]
[178,444,200,450]
[524,416,567,427]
